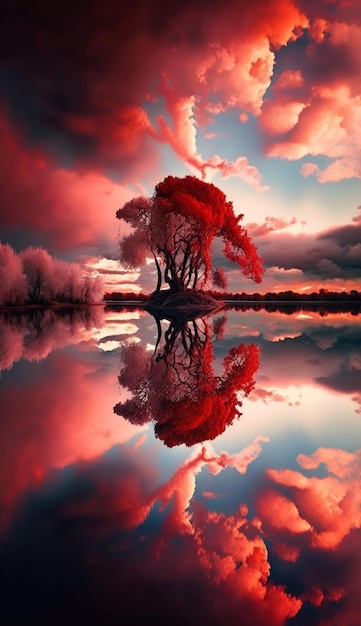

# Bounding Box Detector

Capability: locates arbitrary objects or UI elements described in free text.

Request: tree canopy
[116,175,263,293]
[114,313,259,447]
[0,243,103,307]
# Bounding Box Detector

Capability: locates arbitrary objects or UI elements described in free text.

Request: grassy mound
[145,289,223,320]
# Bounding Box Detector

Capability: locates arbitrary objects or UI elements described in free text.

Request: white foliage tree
[0,243,103,306]
[21,246,54,303]
[0,243,27,306]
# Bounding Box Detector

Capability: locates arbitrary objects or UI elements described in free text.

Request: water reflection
[0,306,104,371]
[0,306,360,625]
[114,312,259,447]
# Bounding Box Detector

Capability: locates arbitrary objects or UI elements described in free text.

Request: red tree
[116,175,263,293]
[114,315,259,447]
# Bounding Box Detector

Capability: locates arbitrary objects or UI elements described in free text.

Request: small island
[115,175,263,316]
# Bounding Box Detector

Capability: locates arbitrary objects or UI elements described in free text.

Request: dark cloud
[318,209,361,246]
[0,0,163,171]
[0,0,306,174]
[254,211,361,279]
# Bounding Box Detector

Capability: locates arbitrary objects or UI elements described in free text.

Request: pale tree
[20,246,54,303]
[51,259,104,303]
[116,175,263,295]
[1,244,104,306]
[0,243,27,306]
[81,274,104,304]
[62,263,84,302]
[50,258,72,301]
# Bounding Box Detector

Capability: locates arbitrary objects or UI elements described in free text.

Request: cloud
[257,489,312,534]
[254,208,361,280]
[1,0,360,204]
[258,447,361,550]
[250,387,300,406]
[0,347,145,530]
[0,0,308,187]
[0,112,133,253]
[261,13,361,181]
[247,216,299,237]
[0,434,302,626]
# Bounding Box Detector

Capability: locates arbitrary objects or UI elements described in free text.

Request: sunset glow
[1,3,360,624]
[0,0,359,295]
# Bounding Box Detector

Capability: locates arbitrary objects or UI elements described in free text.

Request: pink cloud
[259,447,361,551]
[202,491,219,499]
[55,436,270,539]
[261,16,361,181]
[147,436,269,536]
[272,541,300,562]
[156,89,267,190]
[247,216,298,237]
[3,0,360,187]
[0,432,303,624]
[257,489,312,534]
[261,99,307,135]
[0,112,134,252]
[0,0,310,190]
[0,349,144,530]
[192,504,302,623]
[249,387,299,406]
[300,161,320,177]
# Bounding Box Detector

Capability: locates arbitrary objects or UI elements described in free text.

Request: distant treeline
[0,243,103,307]
[104,288,361,303]
[104,291,147,302]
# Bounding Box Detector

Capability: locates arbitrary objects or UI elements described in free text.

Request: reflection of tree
[0,307,104,371]
[114,313,259,447]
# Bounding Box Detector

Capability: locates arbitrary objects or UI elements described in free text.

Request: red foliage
[114,317,260,447]
[117,175,263,291]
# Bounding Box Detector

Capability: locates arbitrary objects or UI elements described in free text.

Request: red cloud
[257,489,311,534]
[0,112,135,252]
[0,0,309,188]
[258,447,361,551]
[261,15,361,181]
[0,349,144,531]
[2,0,360,185]
[190,503,302,624]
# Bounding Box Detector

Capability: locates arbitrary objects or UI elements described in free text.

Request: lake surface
[0,305,360,625]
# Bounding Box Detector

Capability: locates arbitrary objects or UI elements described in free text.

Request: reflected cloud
[229,310,361,413]
[259,446,361,552]
[0,348,147,531]
[2,434,359,624]
[256,447,361,623]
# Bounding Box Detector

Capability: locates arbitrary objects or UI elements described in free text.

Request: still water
[0,305,360,625]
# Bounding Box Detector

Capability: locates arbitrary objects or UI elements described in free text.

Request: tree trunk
[153,253,162,293]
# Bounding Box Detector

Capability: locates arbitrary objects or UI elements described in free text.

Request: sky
[0,0,360,294]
